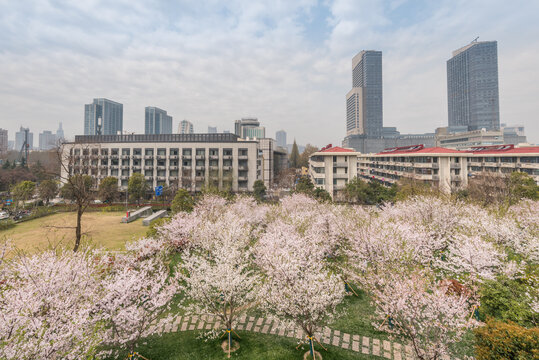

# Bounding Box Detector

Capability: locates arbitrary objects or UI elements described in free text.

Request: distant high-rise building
[56,122,65,141]
[84,98,123,135]
[0,129,8,154]
[208,126,217,133]
[39,130,57,150]
[447,40,500,131]
[178,120,194,134]
[234,118,265,139]
[346,50,383,137]
[276,130,287,148]
[15,127,33,151]
[145,107,173,134]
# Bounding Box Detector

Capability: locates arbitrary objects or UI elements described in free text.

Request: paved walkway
[146,314,454,360]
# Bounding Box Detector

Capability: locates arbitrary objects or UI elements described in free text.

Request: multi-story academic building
[308,146,361,196]
[61,133,259,192]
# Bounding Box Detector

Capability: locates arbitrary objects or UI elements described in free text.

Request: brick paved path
[145,314,456,360]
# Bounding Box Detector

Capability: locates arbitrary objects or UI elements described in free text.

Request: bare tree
[57,143,95,252]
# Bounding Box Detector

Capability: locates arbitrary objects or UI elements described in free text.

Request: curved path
[146,314,453,360]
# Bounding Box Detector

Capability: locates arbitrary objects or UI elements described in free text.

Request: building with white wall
[62,133,259,193]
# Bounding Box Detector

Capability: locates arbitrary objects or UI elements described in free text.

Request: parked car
[0,211,9,220]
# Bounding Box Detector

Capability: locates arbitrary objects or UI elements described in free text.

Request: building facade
[178,120,194,134]
[276,130,287,149]
[145,107,173,135]
[447,40,500,131]
[234,118,265,139]
[0,129,8,154]
[39,130,57,150]
[346,50,383,137]
[84,98,123,135]
[61,133,259,193]
[309,146,361,198]
[15,127,33,151]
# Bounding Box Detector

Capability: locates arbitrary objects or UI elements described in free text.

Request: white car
[0,211,9,220]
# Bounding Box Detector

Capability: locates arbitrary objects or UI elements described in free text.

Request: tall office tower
[39,130,57,150]
[178,120,194,134]
[84,98,123,135]
[208,126,217,133]
[447,40,500,131]
[0,128,8,154]
[56,122,65,141]
[15,127,33,151]
[276,130,287,148]
[234,118,266,139]
[346,50,383,137]
[145,107,173,134]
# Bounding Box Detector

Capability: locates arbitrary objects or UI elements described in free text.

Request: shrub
[170,189,194,214]
[0,219,15,231]
[475,318,539,360]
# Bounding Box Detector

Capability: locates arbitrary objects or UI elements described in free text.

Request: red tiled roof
[469,145,539,154]
[320,146,355,153]
[376,144,464,155]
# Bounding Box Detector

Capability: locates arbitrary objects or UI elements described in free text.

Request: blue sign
[155,186,163,196]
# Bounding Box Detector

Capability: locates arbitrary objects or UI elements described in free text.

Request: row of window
[72,148,247,157]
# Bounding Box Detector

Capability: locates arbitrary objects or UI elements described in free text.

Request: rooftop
[468,144,539,154]
[377,144,463,155]
[320,146,356,153]
[73,133,247,144]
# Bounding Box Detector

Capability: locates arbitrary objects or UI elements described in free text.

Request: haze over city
[1,0,538,145]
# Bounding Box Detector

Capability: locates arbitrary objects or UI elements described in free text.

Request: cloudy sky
[1,0,538,146]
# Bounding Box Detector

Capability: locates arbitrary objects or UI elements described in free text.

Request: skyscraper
[56,122,64,141]
[447,40,500,131]
[0,129,8,154]
[276,130,287,148]
[145,107,173,134]
[84,98,123,135]
[178,120,194,134]
[346,50,383,137]
[39,130,57,150]
[234,118,265,139]
[15,127,33,151]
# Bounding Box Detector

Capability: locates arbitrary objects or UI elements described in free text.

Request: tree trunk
[73,206,83,252]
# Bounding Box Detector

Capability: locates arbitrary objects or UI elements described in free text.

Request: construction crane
[18,127,30,167]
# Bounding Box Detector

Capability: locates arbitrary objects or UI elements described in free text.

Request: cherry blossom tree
[0,249,104,360]
[256,219,346,358]
[365,269,475,360]
[96,254,178,358]
[176,209,260,358]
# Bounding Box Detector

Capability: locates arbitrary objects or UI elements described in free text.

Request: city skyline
[1,1,538,145]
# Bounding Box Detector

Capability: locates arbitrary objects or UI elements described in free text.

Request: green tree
[98,177,119,203]
[128,173,148,204]
[170,188,194,214]
[344,177,396,205]
[11,180,36,208]
[253,180,266,201]
[289,140,300,168]
[59,175,94,252]
[509,171,539,202]
[298,144,319,168]
[37,179,58,205]
[313,187,332,202]
[295,176,314,194]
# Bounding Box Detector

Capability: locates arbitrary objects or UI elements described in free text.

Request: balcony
[121,165,130,169]
[223,155,233,160]
[169,166,178,170]
[223,166,232,171]
[132,165,141,170]
[157,166,166,170]
[238,176,248,181]
[451,174,461,181]
[156,155,166,160]
[132,155,142,159]
[169,155,179,160]
[144,155,154,159]
[209,155,219,160]
[195,166,205,170]
[145,176,153,180]
[195,155,205,160]
[120,175,129,180]
[157,176,166,181]
[121,155,130,159]
[450,163,461,169]
[182,155,192,160]
[169,176,178,181]
[144,165,154,170]
[238,166,248,171]
[238,155,248,160]
[333,173,349,179]
[195,176,205,181]
[209,165,219,170]
[110,155,119,159]
[182,166,192,170]
[333,162,348,167]
[110,165,119,170]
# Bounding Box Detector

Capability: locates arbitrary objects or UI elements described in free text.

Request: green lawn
[108,331,380,360]
[0,211,148,253]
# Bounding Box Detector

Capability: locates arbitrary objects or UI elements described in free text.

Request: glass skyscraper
[84,98,123,135]
[447,41,500,131]
[145,107,173,134]
[346,50,383,137]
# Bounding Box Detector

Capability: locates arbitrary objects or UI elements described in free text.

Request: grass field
[0,211,148,252]
[106,331,380,360]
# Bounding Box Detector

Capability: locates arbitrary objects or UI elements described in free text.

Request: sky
[1,0,538,147]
